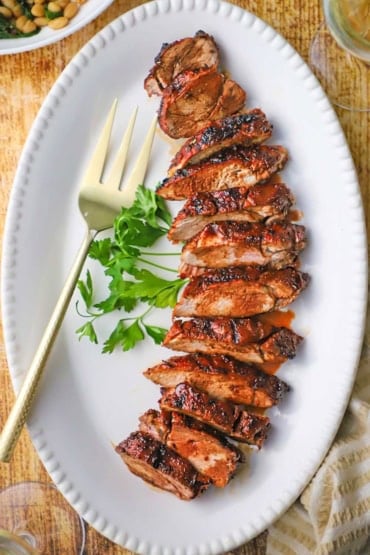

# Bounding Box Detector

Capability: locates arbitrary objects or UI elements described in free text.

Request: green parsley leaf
[133,186,171,228]
[121,320,145,351]
[116,217,165,248]
[112,185,170,250]
[150,280,186,308]
[102,319,145,353]
[94,293,133,314]
[105,255,138,278]
[143,324,167,345]
[102,320,125,353]
[95,278,138,313]
[155,195,173,227]
[125,269,186,308]
[77,270,94,309]
[76,321,98,344]
[75,185,186,354]
[89,238,113,266]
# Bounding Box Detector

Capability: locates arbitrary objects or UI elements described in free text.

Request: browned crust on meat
[144,30,220,96]
[170,412,243,460]
[160,382,270,448]
[167,413,242,487]
[173,267,310,318]
[163,318,302,365]
[180,220,306,270]
[180,182,295,218]
[177,262,219,279]
[157,145,288,200]
[158,68,246,139]
[177,260,298,279]
[209,77,247,122]
[115,431,209,500]
[166,316,275,344]
[145,352,290,407]
[138,409,172,442]
[261,327,303,361]
[168,182,295,242]
[139,409,243,487]
[168,109,273,174]
[178,266,308,292]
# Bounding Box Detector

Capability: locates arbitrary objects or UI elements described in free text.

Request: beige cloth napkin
[267,292,370,555]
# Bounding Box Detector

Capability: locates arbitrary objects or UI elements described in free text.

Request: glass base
[309,23,370,112]
[0,530,39,555]
[0,482,85,555]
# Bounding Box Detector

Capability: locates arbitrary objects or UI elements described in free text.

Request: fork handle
[0,229,96,463]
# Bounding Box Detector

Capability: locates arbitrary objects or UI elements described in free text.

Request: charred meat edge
[159,382,270,448]
[158,145,287,200]
[173,266,311,318]
[163,319,303,367]
[180,220,307,271]
[168,109,273,175]
[158,67,246,139]
[116,430,209,500]
[167,182,295,243]
[145,352,290,407]
[139,409,243,487]
[144,30,220,96]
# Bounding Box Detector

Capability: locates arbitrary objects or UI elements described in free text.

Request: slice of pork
[158,67,246,139]
[168,109,273,175]
[157,145,287,200]
[160,382,270,448]
[163,318,303,366]
[139,409,243,487]
[145,353,290,408]
[115,430,209,500]
[173,266,310,318]
[180,220,306,271]
[144,30,220,96]
[167,182,295,243]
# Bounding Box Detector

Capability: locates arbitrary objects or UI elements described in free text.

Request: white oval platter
[1,0,367,553]
[0,0,114,55]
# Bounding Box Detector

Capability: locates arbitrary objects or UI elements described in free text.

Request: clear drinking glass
[0,482,86,554]
[0,530,39,555]
[309,0,370,111]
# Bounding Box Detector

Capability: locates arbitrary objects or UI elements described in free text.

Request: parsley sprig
[76,186,186,353]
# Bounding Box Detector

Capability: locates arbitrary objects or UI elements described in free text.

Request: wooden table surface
[0,1,369,553]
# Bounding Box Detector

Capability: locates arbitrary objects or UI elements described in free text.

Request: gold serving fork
[0,100,157,463]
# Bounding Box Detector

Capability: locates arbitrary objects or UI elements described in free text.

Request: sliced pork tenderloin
[173,267,310,318]
[145,353,290,408]
[144,30,220,96]
[157,145,287,200]
[139,409,243,487]
[159,382,270,448]
[158,67,246,139]
[115,430,210,500]
[168,109,273,175]
[167,182,295,243]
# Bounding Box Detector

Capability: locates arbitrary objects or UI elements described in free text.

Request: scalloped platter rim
[1,1,367,554]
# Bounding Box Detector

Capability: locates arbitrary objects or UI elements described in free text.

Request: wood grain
[0,1,369,553]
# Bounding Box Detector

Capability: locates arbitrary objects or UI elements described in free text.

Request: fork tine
[83,98,118,185]
[121,116,157,206]
[105,106,138,189]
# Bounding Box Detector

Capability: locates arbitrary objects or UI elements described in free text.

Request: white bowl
[0,0,114,55]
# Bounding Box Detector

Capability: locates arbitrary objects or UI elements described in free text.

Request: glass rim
[322,0,370,63]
